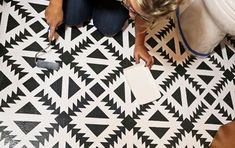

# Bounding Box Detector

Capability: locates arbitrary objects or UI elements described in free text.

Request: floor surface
[0,0,235,148]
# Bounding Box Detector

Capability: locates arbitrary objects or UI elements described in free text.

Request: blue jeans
[63,0,129,36]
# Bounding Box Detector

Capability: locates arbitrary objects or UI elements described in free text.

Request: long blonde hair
[137,0,182,26]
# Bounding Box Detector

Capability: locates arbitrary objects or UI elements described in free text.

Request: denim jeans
[63,0,129,36]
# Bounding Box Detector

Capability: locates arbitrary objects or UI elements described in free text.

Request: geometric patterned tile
[0,0,235,148]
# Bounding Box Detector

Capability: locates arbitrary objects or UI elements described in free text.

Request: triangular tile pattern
[0,0,235,148]
[14,121,40,134]
[16,102,41,114]
[86,124,109,137]
[6,14,19,33]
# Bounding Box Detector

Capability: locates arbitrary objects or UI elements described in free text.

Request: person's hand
[134,45,154,69]
[45,1,63,40]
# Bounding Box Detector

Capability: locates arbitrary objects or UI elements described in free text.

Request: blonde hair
[137,0,182,26]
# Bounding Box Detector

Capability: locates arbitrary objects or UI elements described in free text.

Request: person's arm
[45,0,63,40]
[134,17,154,69]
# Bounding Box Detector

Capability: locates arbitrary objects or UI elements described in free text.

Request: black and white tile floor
[0,0,235,147]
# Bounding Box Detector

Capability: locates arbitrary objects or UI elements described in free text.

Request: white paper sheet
[123,63,161,104]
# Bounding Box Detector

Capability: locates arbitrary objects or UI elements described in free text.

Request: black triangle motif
[23,29,32,37]
[86,124,109,137]
[114,32,123,47]
[30,141,39,148]
[66,142,72,148]
[68,77,80,99]
[29,3,47,13]
[87,49,107,59]
[22,56,37,67]
[179,42,186,55]
[205,114,223,125]
[198,75,214,84]
[172,87,182,105]
[166,38,176,53]
[114,82,125,102]
[206,130,217,138]
[214,44,223,58]
[16,102,41,114]
[86,106,109,118]
[6,14,20,33]
[128,32,135,48]
[153,57,163,66]
[86,24,93,31]
[0,71,12,92]
[23,42,43,52]
[197,62,212,70]
[225,45,235,60]
[0,43,8,57]
[131,91,136,103]
[149,110,169,121]
[1,100,9,107]
[120,58,133,69]
[17,88,26,96]
[224,92,234,109]
[14,121,40,134]
[71,26,82,40]
[50,77,62,97]
[87,63,108,74]
[56,24,66,39]
[186,88,196,107]
[52,142,59,148]
[151,70,164,79]
[149,127,169,138]
[122,144,127,148]
[51,123,59,132]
